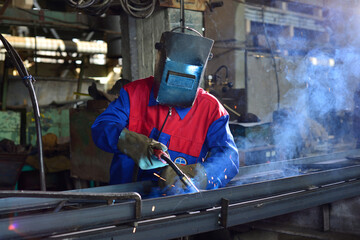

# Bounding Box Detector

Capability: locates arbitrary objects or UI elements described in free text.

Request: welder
[91,29,239,192]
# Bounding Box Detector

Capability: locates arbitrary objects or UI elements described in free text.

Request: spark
[211,177,214,180]
[225,175,227,179]
[171,185,175,187]
[224,168,227,172]
[153,173,166,182]
[152,206,155,212]
[133,227,136,233]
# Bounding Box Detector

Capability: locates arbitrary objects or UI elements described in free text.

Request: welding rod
[153,149,200,193]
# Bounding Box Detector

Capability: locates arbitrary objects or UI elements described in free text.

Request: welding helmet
[154,28,214,108]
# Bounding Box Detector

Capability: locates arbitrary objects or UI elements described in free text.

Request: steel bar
[0,181,152,215]
[1,162,360,239]
[0,190,142,218]
[180,0,185,32]
[0,149,358,217]
[26,76,46,191]
[1,57,9,111]
[53,179,360,239]
[233,149,360,180]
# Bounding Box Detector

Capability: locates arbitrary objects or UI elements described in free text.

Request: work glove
[159,163,208,192]
[117,128,168,170]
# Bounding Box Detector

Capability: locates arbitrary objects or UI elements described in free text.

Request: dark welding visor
[154,30,214,107]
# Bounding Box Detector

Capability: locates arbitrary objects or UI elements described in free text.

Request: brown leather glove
[117,128,168,170]
[159,163,208,191]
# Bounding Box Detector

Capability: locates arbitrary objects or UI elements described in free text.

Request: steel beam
[1,164,360,239]
[1,150,360,239]
[52,179,360,239]
[0,181,153,215]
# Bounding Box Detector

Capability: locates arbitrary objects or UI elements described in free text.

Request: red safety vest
[124,76,227,160]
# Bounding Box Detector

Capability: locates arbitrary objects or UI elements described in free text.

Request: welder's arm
[91,88,168,169]
[91,88,130,153]
[202,115,239,189]
[159,115,239,191]
[117,128,168,170]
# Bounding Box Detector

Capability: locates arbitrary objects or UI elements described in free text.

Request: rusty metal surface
[69,108,112,183]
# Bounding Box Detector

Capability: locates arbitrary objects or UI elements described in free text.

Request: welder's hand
[159,163,208,191]
[117,128,168,170]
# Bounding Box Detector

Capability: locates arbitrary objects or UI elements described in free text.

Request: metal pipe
[26,77,46,191]
[0,34,46,191]
[0,35,107,54]
[1,57,9,110]
[76,56,86,100]
[180,0,185,32]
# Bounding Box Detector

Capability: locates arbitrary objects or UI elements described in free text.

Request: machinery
[1,149,360,239]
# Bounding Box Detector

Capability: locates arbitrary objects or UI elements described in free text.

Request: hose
[0,34,46,191]
[66,0,112,16]
[119,0,156,18]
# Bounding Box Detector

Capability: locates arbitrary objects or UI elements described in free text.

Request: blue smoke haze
[231,2,360,186]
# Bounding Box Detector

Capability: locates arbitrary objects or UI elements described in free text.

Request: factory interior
[1,0,360,239]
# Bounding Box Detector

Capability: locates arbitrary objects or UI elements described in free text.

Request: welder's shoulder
[123,76,153,92]
[197,88,228,117]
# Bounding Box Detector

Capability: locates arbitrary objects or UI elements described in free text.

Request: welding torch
[153,149,200,193]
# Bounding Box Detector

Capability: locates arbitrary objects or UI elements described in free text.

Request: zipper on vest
[156,106,172,141]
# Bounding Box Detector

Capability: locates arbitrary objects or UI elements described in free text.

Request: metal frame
[245,5,325,32]
[58,179,360,240]
[0,191,142,219]
[1,150,360,239]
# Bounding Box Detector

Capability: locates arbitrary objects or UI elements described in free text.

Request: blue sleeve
[202,115,239,189]
[91,88,130,153]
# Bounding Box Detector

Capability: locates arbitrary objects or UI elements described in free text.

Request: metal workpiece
[0,190,142,219]
[154,149,200,193]
[0,181,152,216]
[1,150,360,239]
[56,179,360,240]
